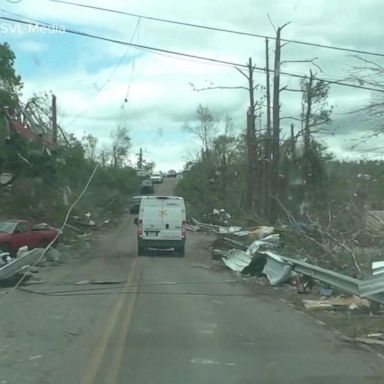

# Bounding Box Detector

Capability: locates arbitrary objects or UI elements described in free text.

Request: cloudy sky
[1,0,383,170]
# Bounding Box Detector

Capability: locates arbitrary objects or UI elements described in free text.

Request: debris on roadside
[186,224,200,232]
[372,261,384,276]
[0,248,44,282]
[45,248,61,263]
[302,296,370,310]
[221,234,280,275]
[74,279,124,285]
[344,336,384,347]
[261,250,293,286]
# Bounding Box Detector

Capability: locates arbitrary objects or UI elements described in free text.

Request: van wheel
[138,245,145,256]
[177,246,185,257]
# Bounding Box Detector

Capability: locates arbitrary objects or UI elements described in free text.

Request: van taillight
[182,220,186,237]
[138,219,143,236]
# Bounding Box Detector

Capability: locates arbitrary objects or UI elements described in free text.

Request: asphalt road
[1,178,384,383]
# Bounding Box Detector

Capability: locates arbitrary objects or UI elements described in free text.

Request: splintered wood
[303,296,370,310]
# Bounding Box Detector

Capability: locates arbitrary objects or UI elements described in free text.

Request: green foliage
[0,42,23,109]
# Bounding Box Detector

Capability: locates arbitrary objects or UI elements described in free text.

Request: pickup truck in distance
[0,220,60,256]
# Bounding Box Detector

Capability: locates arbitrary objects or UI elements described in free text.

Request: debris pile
[192,216,384,308]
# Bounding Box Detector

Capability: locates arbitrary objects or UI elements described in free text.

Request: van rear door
[158,201,184,240]
[142,198,184,241]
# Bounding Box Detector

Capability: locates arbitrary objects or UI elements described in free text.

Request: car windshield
[0,221,17,233]
[2,1,384,383]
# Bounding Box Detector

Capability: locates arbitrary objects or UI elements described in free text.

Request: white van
[136,196,186,256]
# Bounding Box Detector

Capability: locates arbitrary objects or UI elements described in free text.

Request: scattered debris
[372,261,384,276]
[367,333,383,338]
[0,248,44,281]
[302,296,370,310]
[261,251,293,286]
[29,355,42,360]
[45,248,61,263]
[186,224,200,232]
[346,337,384,347]
[222,249,252,272]
[74,279,124,285]
[221,234,279,274]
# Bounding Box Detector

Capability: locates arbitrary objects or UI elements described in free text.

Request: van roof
[141,195,183,200]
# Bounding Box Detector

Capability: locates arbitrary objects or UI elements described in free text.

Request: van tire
[138,242,145,256]
[177,246,185,257]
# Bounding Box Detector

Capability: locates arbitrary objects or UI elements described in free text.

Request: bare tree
[348,55,384,134]
[184,104,218,158]
[110,126,131,168]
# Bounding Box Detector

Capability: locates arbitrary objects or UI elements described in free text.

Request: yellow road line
[81,256,140,384]
[105,257,142,384]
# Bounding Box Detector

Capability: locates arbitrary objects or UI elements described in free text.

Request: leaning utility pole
[51,94,57,144]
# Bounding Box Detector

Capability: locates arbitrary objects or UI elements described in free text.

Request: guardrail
[261,251,384,305]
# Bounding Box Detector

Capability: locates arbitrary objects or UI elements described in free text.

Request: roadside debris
[302,296,370,310]
[186,224,200,232]
[209,218,384,306]
[221,234,279,274]
[345,337,384,347]
[372,261,384,276]
[0,248,44,282]
[74,279,124,285]
[261,251,293,286]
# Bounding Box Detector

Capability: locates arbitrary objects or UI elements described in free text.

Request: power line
[1,16,384,94]
[64,17,142,129]
[49,0,384,59]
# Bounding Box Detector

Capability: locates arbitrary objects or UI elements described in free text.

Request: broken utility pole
[263,38,272,220]
[270,22,290,223]
[245,58,258,212]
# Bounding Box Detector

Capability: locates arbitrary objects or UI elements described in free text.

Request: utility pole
[246,57,257,212]
[304,70,314,154]
[137,147,143,169]
[270,23,290,223]
[265,38,272,158]
[264,38,272,221]
[51,94,57,144]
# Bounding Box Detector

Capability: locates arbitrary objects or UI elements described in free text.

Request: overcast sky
[1,0,384,170]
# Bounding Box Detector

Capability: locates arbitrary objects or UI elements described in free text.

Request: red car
[0,220,60,257]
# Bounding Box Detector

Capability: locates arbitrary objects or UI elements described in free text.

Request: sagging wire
[1,163,99,303]
[17,279,240,295]
[18,288,255,298]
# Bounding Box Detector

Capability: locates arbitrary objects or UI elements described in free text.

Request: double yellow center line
[81,256,141,384]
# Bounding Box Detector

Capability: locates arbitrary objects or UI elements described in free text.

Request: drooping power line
[49,0,384,58]
[1,16,384,94]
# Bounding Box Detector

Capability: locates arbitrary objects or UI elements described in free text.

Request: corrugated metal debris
[0,248,44,281]
[221,234,280,274]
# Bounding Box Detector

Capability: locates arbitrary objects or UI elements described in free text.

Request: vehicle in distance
[129,196,143,214]
[150,173,163,184]
[136,196,186,256]
[0,220,59,256]
[167,170,177,177]
[139,179,154,195]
